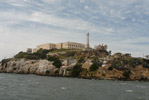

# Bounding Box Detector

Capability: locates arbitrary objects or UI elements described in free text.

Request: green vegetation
[110,60,127,70]
[50,49,69,53]
[123,70,131,78]
[90,62,99,71]
[123,57,143,67]
[108,67,113,70]
[15,52,39,59]
[47,56,62,68]
[142,59,149,68]
[81,68,88,76]
[14,49,51,60]
[1,59,10,66]
[77,56,85,63]
[65,51,76,57]
[71,63,82,77]
[90,58,102,71]
[110,58,146,70]
[34,49,51,59]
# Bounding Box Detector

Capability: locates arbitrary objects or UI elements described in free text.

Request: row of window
[50,46,55,48]
[67,44,84,47]
[68,47,83,49]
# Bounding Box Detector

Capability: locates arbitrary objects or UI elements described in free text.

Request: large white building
[32,32,109,52]
[33,42,85,52]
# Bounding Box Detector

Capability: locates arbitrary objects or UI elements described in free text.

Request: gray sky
[0,0,149,60]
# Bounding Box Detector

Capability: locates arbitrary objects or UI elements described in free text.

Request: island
[0,33,149,81]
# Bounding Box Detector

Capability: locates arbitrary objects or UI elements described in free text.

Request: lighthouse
[86,32,90,49]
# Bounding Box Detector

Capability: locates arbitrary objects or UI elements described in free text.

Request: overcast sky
[0,0,149,60]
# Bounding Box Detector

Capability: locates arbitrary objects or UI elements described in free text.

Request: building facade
[26,48,32,53]
[62,42,85,49]
[33,43,56,52]
[56,43,63,49]
[33,42,85,52]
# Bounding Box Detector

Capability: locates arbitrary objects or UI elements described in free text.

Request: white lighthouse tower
[86,32,90,49]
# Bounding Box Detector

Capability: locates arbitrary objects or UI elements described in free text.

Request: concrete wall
[56,43,63,49]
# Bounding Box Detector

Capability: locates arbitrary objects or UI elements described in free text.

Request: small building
[124,53,131,57]
[94,44,107,51]
[113,53,123,59]
[26,48,32,53]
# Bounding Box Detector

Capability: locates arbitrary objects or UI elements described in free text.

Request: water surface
[0,73,149,100]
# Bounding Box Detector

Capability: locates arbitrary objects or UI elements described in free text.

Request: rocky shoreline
[1,58,149,81]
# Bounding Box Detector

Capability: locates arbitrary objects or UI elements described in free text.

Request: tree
[123,70,131,78]
[78,57,85,63]
[48,56,62,68]
[1,59,10,66]
[90,62,99,71]
[71,63,82,77]
[89,58,102,71]
[14,49,51,60]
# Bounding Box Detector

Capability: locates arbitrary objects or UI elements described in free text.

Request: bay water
[0,73,149,100]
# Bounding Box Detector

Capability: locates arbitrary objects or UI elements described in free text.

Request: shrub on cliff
[108,67,113,70]
[110,58,140,70]
[71,63,82,77]
[90,59,102,71]
[142,59,149,68]
[1,59,10,66]
[14,49,51,60]
[65,51,76,57]
[47,56,62,68]
[123,70,131,78]
[90,62,99,71]
[123,58,144,68]
[78,57,85,63]
[34,49,51,59]
[15,52,39,59]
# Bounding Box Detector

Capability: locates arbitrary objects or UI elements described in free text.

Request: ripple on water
[0,73,149,100]
[135,85,146,89]
[125,90,133,92]
[61,87,66,90]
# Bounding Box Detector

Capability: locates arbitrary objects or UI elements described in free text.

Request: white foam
[136,85,146,88]
[125,90,133,92]
[61,87,66,90]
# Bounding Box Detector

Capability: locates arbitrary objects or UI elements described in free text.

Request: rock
[36,60,56,75]
[0,58,149,81]
[82,60,92,70]
[0,59,57,76]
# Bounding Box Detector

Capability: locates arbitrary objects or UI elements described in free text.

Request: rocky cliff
[0,58,149,81]
[0,49,149,81]
[0,59,57,75]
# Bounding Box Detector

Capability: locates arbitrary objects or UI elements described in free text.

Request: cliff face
[0,59,58,76]
[130,65,149,80]
[1,58,149,81]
